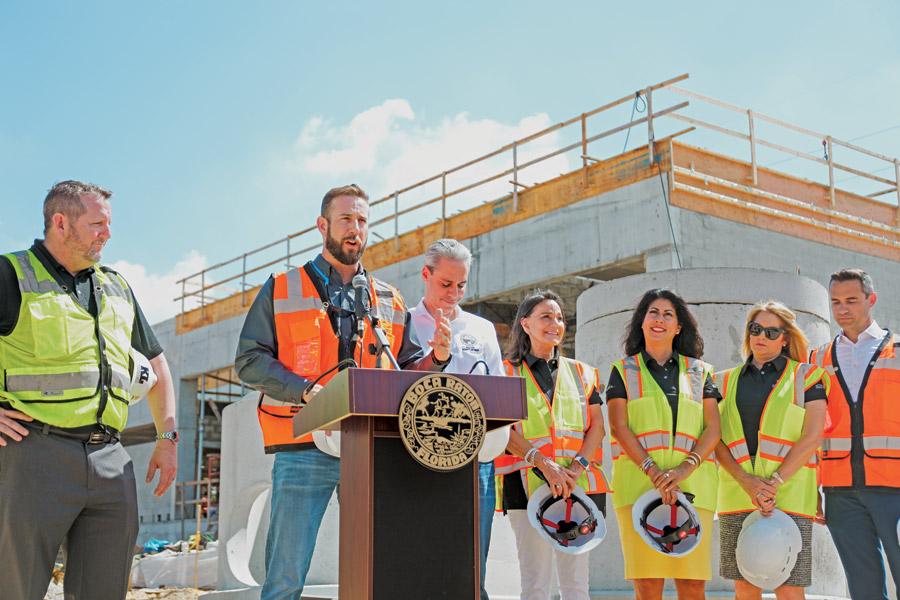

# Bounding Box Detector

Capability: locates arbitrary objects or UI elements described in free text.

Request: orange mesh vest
[810,332,900,490]
[494,358,610,499]
[257,265,406,453]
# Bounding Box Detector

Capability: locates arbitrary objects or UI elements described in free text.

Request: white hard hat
[526,483,606,554]
[478,426,510,462]
[313,430,341,457]
[736,510,802,590]
[129,349,157,404]
[632,489,703,556]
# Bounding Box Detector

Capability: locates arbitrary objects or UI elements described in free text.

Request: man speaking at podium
[235,184,452,600]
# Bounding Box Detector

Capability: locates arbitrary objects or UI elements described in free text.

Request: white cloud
[109,250,208,326]
[284,100,572,225]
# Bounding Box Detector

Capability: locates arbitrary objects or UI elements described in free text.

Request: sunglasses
[747,321,787,341]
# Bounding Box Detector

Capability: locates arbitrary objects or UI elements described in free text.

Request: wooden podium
[293,368,526,600]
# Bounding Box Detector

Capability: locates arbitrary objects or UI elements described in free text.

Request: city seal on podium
[399,374,487,472]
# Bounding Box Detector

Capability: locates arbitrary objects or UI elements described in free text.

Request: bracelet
[639,456,655,474]
[524,447,538,466]
[772,471,785,485]
[685,452,702,467]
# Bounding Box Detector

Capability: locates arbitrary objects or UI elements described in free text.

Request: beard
[325,224,366,266]
[64,227,102,264]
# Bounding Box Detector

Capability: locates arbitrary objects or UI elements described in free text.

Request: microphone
[352,274,368,342]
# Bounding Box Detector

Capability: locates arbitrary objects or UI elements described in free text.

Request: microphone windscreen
[352,274,368,290]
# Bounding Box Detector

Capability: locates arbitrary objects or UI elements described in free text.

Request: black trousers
[0,428,139,600]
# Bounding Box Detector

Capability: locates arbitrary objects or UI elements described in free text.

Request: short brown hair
[320,184,368,219]
[43,180,112,234]
[830,269,874,296]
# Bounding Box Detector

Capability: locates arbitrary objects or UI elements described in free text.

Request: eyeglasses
[747,321,787,341]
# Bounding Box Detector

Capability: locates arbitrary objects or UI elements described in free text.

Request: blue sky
[2,1,898,322]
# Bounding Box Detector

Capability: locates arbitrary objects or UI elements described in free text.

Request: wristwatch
[155,431,180,444]
[573,456,590,470]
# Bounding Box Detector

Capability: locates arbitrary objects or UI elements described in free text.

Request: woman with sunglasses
[715,301,829,599]
[606,289,721,600]
[495,289,609,600]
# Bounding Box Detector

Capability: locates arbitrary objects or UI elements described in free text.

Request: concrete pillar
[575,267,848,597]
[214,393,339,597]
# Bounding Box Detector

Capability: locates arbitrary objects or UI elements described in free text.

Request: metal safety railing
[174,73,900,324]
[660,84,900,209]
[173,73,693,323]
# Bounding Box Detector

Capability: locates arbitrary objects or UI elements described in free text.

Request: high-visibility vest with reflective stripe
[257,265,406,453]
[0,250,134,429]
[717,360,828,517]
[493,357,610,509]
[810,333,900,490]
[609,354,718,512]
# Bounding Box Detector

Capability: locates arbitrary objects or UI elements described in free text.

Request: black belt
[25,421,120,445]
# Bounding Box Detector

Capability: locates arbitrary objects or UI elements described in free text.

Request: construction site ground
[44,583,210,599]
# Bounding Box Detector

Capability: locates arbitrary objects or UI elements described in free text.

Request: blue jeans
[261,449,340,600]
[479,461,496,600]
[825,490,900,600]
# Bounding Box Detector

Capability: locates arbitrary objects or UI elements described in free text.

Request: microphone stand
[362,307,401,371]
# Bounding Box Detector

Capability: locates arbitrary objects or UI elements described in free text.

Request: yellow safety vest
[494,357,609,509]
[717,360,828,517]
[609,353,718,512]
[0,250,134,429]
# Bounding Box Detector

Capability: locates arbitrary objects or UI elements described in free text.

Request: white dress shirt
[409,299,508,461]
[409,300,505,377]
[835,320,889,402]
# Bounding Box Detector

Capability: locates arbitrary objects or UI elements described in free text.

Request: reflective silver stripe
[6,371,100,393]
[12,251,62,294]
[875,356,900,371]
[863,436,900,452]
[611,442,623,459]
[583,470,597,490]
[729,439,751,462]
[822,438,852,452]
[759,437,793,460]
[531,437,553,450]
[373,280,405,326]
[638,431,670,451]
[273,296,323,314]
[623,356,641,400]
[495,460,528,476]
[555,429,585,440]
[98,278,129,300]
[555,449,580,458]
[810,347,826,368]
[806,454,819,466]
[685,357,704,404]
[109,370,131,392]
[794,363,809,408]
[567,360,590,428]
[673,433,696,453]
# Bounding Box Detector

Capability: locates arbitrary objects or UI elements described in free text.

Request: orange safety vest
[494,357,610,502]
[810,332,900,490]
[257,264,406,453]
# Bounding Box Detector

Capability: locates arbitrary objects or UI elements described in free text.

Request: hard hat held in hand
[526,483,606,555]
[129,349,158,405]
[313,430,341,457]
[632,489,703,556]
[736,509,802,590]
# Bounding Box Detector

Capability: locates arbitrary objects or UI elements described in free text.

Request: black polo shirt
[0,240,162,359]
[733,355,827,456]
[605,351,721,433]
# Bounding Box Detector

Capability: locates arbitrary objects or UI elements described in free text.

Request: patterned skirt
[718,511,813,587]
